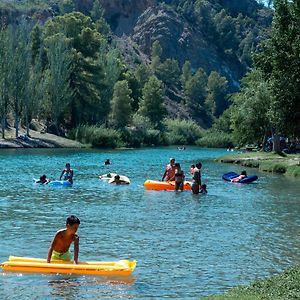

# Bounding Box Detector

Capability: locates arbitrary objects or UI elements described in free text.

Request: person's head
[66,215,80,233]
[174,162,181,169]
[169,158,175,166]
[196,162,202,169]
[201,184,207,190]
[65,163,71,169]
[114,175,120,181]
[190,164,195,169]
[40,175,46,181]
[241,170,247,176]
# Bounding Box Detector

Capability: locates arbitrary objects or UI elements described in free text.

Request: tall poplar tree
[110,80,133,128]
[138,76,166,129]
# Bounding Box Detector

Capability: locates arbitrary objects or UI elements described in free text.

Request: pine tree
[110,80,133,128]
[138,76,166,129]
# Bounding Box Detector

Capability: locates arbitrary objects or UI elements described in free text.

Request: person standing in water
[162,158,176,181]
[191,162,202,194]
[60,163,74,184]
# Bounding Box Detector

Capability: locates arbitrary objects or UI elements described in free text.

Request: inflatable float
[48,180,73,187]
[222,172,258,183]
[34,179,72,187]
[0,256,136,276]
[99,173,118,181]
[144,180,192,191]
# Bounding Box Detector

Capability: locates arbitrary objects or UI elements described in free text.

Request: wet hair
[196,162,202,168]
[201,184,207,189]
[40,175,46,180]
[190,164,195,168]
[66,215,80,226]
[115,175,120,180]
[241,170,247,176]
[174,162,180,168]
[66,163,71,168]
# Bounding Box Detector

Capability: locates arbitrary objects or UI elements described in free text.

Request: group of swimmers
[36,163,73,185]
[161,158,207,194]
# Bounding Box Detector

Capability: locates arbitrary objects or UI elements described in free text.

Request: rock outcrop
[132,6,243,90]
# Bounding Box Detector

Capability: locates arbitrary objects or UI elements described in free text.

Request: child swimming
[47,215,80,264]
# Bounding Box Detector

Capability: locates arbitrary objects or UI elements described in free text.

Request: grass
[217,151,300,178]
[202,265,300,300]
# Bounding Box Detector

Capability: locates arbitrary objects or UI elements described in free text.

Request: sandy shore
[0,128,87,149]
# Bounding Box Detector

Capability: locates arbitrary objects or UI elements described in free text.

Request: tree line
[0,5,229,147]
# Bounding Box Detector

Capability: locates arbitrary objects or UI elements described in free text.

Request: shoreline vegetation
[217,151,300,178]
[202,265,300,300]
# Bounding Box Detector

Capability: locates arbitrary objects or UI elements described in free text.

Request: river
[0,147,299,299]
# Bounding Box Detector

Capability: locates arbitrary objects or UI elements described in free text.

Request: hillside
[0,0,273,146]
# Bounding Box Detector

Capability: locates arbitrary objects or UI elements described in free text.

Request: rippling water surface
[1,147,300,299]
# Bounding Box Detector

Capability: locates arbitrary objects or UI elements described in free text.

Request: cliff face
[131,6,243,89]
[100,0,156,35]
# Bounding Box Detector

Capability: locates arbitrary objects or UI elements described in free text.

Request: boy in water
[36,175,50,184]
[47,215,80,264]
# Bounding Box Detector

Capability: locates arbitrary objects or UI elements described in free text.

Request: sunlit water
[0,147,300,299]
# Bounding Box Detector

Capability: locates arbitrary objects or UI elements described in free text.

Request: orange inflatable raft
[0,256,137,276]
[144,180,192,191]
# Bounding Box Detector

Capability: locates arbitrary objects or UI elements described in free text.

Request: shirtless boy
[47,215,80,264]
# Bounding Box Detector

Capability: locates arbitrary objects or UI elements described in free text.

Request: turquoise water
[1,147,300,299]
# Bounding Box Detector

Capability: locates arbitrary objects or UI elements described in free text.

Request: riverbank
[203,265,300,299]
[0,128,87,148]
[217,151,300,178]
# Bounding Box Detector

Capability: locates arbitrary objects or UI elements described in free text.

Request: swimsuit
[51,250,72,261]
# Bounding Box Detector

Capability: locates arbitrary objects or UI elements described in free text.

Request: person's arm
[162,169,167,181]
[59,170,64,180]
[47,233,58,263]
[73,235,79,264]
[70,169,74,179]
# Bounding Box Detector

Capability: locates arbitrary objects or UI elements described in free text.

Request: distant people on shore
[191,162,202,194]
[162,158,176,181]
[60,163,73,184]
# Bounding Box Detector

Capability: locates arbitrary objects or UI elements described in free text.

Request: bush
[164,118,203,145]
[68,125,123,148]
[196,131,233,148]
[259,162,287,173]
[286,165,300,177]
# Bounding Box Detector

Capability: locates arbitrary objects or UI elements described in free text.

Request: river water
[0,147,299,299]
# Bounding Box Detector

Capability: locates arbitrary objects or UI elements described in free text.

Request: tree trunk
[1,116,5,139]
[15,115,19,138]
[272,134,281,153]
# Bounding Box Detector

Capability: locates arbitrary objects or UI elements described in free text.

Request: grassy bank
[203,265,300,299]
[217,151,300,178]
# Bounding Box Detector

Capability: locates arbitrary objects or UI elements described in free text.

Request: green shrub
[68,125,123,148]
[196,131,233,148]
[259,162,287,173]
[164,118,203,145]
[144,129,165,146]
[286,165,300,177]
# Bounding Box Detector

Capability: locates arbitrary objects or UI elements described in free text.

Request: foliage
[205,71,228,117]
[196,130,233,148]
[44,12,106,127]
[230,69,273,147]
[138,75,166,129]
[68,125,123,148]
[110,80,133,128]
[203,265,300,299]
[164,118,203,145]
[184,68,207,117]
[255,0,300,136]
